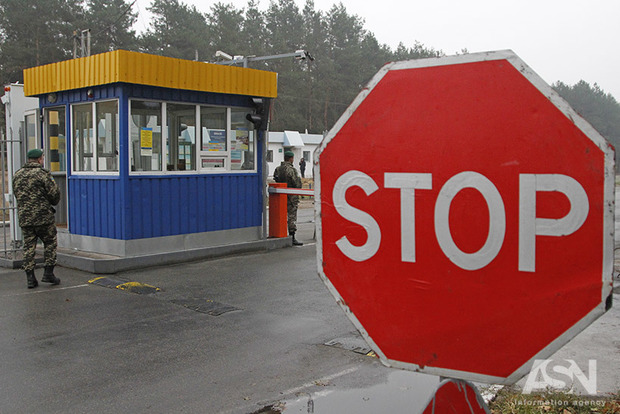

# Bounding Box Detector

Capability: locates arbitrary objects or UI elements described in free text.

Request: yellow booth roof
[23,50,278,98]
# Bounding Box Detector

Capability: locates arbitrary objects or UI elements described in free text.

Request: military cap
[27,148,43,159]
[284,151,295,158]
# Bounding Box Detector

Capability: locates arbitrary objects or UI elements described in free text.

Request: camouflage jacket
[274,161,302,189]
[12,162,60,227]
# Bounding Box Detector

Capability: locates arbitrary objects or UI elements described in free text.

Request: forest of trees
[1,0,620,155]
[0,0,442,133]
[553,80,620,160]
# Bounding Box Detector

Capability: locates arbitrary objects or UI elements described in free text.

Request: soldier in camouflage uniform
[12,148,61,288]
[274,151,303,246]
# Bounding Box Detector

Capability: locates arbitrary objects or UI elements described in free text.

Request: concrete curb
[1,237,292,274]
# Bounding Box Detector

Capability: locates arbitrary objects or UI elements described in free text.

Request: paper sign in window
[141,128,153,156]
[203,129,226,151]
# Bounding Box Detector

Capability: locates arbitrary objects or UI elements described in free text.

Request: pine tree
[84,0,139,54]
[139,0,208,60]
[0,0,84,84]
[554,80,620,165]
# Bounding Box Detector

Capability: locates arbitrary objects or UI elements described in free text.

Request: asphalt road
[0,207,439,413]
[0,202,618,413]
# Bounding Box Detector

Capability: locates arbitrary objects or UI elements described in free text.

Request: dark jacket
[12,162,60,227]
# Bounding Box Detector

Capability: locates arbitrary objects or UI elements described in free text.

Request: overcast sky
[134,0,620,100]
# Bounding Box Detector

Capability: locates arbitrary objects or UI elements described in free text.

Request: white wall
[266,132,322,179]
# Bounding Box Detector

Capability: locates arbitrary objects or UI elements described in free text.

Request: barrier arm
[268,184,314,238]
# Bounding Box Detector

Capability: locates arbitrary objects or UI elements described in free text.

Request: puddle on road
[256,370,440,413]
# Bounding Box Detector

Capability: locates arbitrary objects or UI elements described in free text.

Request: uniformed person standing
[274,151,303,246]
[13,148,61,288]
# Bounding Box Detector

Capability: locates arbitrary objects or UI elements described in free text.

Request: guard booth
[22,50,277,257]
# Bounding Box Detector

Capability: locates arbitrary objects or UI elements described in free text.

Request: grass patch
[488,387,620,413]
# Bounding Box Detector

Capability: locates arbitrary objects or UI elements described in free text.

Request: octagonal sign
[315,50,614,384]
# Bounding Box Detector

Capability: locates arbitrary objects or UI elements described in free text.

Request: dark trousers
[287,195,299,234]
[21,224,57,272]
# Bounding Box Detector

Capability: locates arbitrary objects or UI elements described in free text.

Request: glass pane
[201,157,225,169]
[96,100,119,172]
[130,100,162,172]
[25,114,37,154]
[231,108,254,170]
[167,103,196,171]
[45,107,66,172]
[72,103,94,172]
[201,106,227,152]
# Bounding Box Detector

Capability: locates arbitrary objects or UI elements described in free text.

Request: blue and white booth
[23,50,277,257]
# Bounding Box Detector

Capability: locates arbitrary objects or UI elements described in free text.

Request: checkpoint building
[20,50,279,266]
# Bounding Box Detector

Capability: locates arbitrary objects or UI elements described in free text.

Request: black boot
[41,266,60,285]
[26,270,38,289]
[291,232,303,246]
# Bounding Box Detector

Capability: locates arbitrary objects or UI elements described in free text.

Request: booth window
[44,107,66,173]
[200,106,227,170]
[96,101,119,171]
[129,100,256,174]
[167,103,196,171]
[73,103,94,171]
[25,113,38,155]
[130,100,162,172]
[71,100,119,174]
[230,108,254,171]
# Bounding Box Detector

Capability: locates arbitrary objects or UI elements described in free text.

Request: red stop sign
[316,50,614,384]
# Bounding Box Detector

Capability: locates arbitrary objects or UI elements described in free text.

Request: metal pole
[262,130,268,239]
[86,29,91,57]
[212,50,312,67]
[73,31,78,59]
[1,133,7,258]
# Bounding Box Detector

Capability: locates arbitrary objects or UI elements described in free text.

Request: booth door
[43,107,68,227]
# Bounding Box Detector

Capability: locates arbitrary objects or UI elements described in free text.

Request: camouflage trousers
[287,195,300,234]
[21,224,57,272]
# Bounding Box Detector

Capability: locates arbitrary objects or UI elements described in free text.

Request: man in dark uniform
[13,148,61,288]
[274,151,303,246]
[299,157,306,178]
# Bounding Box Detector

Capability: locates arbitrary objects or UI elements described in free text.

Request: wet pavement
[258,370,441,413]
[0,202,618,413]
[1,204,422,413]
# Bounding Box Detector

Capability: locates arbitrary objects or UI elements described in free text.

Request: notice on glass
[203,129,226,151]
[141,128,153,156]
[236,130,249,150]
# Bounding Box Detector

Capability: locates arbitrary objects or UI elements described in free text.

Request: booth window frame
[128,99,257,175]
[70,99,120,175]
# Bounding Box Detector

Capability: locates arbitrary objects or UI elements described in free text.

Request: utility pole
[73,29,91,59]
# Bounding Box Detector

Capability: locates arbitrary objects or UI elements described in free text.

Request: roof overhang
[283,130,304,148]
[23,50,278,98]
